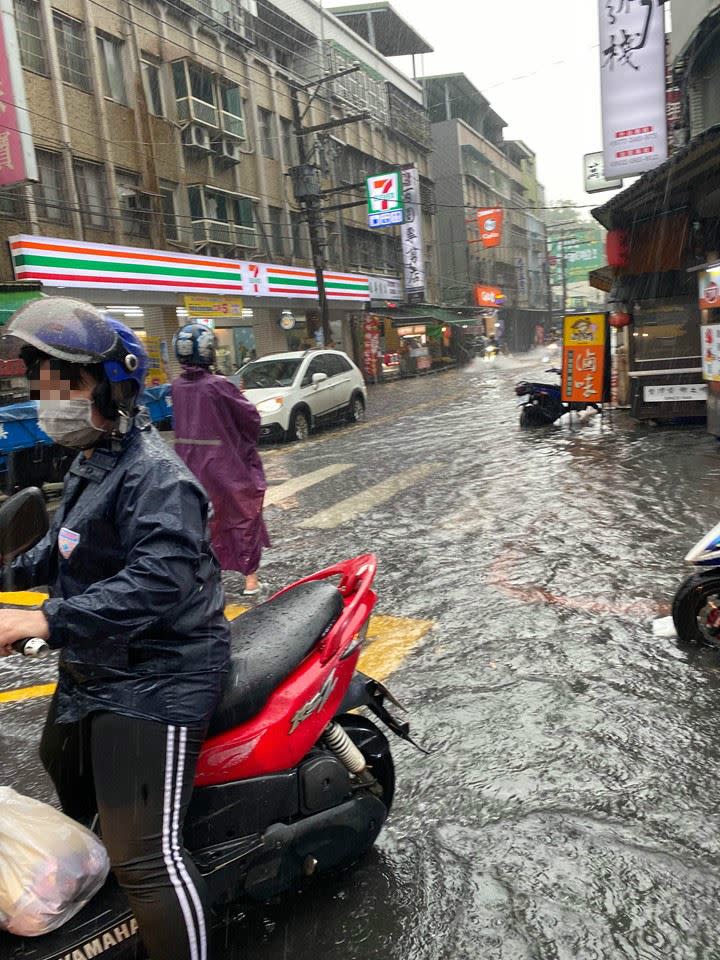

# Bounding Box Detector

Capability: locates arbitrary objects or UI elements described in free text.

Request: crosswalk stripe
[264,463,354,506]
[298,462,442,530]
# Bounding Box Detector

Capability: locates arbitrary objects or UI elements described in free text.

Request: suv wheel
[288,408,310,441]
[347,393,366,424]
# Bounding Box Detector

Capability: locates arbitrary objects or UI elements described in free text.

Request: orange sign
[474,284,505,308]
[561,313,607,404]
[477,208,504,248]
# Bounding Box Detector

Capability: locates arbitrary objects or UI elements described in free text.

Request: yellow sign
[143,335,169,385]
[561,313,607,404]
[184,295,244,319]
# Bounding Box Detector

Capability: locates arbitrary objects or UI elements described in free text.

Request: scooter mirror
[0,487,49,565]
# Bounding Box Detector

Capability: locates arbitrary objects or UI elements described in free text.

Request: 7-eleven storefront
[9,235,370,379]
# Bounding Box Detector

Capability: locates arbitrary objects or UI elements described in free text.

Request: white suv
[232,350,367,441]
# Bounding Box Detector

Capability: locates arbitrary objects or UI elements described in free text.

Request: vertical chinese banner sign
[562,313,608,404]
[401,166,425,304]
[363,315,380,381]
[0,0,38,187]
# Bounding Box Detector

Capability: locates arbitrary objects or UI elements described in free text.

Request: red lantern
[609,311,631,328]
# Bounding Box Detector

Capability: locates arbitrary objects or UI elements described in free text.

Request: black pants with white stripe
[40,695,211,960]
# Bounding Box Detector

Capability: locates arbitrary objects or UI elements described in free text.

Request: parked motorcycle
[515,368,601,427]
[672,522,720,646]
[0,489,416,960]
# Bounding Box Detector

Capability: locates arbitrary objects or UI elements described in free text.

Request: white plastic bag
[0,786,110,937]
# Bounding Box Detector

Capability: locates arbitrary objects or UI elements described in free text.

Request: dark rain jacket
[12,415,231,726]
[172,367,270,575]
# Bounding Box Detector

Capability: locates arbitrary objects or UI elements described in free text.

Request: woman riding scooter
[0,298,230,960]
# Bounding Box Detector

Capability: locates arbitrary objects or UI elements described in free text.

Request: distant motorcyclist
[0,298,230,960]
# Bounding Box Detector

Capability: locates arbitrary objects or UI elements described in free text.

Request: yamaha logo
[56,918,138,960]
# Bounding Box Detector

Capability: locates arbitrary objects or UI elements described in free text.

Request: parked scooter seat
[209,581,344,736]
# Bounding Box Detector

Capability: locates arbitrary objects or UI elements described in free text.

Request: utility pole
[289,68,369,346]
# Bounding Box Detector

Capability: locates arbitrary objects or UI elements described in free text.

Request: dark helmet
[3,297,148,420]
[173,322,217,368]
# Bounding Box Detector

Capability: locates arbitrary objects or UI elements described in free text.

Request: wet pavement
[5,351,720,958]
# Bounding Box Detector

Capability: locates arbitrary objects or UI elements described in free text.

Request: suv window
[302,354,332,386]
[240,358,302,388]
[325,354,351,377]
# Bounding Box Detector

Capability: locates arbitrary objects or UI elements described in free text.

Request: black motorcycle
[515,368,601,427]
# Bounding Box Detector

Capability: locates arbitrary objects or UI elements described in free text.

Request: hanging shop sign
[561,313,608,404]
[583,151,623,194]
[366,172,404,228]
[474,285,505,309]
[9,236,370,302]
[0,0,38,188]
[184,295,244,318]
[401,167,425,304]
[702,324,720,382]
[598,0,668,178]
[477,209,504,249]
[698,269,720,311]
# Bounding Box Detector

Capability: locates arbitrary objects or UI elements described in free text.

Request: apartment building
[0,0,437,371]
[423,74,549,350]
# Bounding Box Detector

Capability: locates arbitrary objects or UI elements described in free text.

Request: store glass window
[632,302,701,363]
[53,12,92,91]
[141,56,164,116]
[74,159,108,229]
[34,150,70,223]
[97,33,128,104]
[14,0,47,74]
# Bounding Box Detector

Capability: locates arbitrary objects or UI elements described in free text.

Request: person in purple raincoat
[172,323,270,596]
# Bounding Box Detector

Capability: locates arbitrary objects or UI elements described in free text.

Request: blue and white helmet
[173,323,217,368]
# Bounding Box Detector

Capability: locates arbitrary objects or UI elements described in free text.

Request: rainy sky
[386,0,610,211]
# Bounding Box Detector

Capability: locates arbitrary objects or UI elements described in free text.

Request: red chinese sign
[474,284,505,308]
[0,0,37,188]
[363,315,381,380]
[477,209,504,249]
[562,313,607,404]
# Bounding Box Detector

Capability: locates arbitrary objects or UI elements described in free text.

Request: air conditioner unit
[213,137,241,164]
[182,123,213,153]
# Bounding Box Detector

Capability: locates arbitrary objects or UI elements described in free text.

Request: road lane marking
[264,464,354,506]
[298,462,442,530]
[0,601,432,703]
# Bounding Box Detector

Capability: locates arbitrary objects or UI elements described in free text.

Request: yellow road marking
[0,599,432,703]
[358,614,434,682]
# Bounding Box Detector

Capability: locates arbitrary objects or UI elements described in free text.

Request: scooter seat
[208,581,344,736]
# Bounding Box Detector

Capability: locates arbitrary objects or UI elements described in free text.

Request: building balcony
[177,96,219,129]
[192,218,256,249]
[387,83,431,150]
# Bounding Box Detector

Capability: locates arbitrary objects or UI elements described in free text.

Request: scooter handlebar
[12,637,51,658]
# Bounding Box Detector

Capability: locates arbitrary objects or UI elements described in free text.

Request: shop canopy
[388,306,480,328]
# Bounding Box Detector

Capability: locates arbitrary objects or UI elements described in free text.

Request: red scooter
[0,490,415,960]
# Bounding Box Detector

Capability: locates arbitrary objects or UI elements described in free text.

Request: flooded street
[5,354,720,959]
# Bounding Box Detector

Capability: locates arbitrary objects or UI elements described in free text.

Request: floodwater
[4,352,720,959]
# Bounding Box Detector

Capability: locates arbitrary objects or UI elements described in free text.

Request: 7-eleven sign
[366,171,404,228]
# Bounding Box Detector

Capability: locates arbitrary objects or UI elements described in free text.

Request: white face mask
[38,399,108,450]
